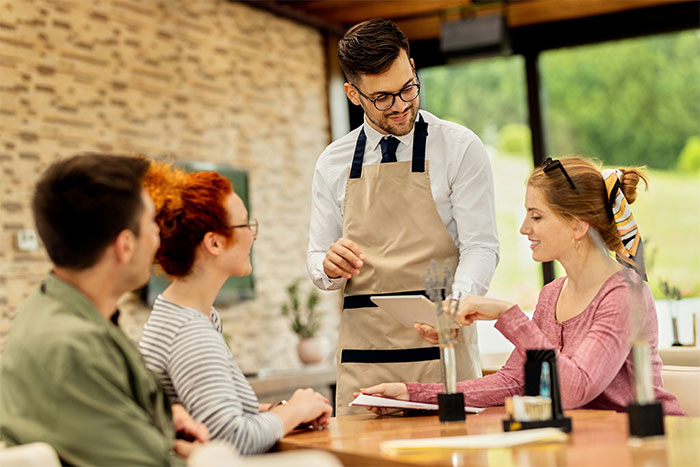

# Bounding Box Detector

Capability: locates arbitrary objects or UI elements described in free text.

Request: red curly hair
[143,160,234,277]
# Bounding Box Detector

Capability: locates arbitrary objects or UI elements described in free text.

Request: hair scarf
[601,168,647,280]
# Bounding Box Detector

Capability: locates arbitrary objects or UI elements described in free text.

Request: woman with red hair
[139,161,332,455]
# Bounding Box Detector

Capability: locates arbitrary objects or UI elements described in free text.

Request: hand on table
[271,388,332,433]
[354,383,410,416]
[171,403,209,458]
[323,238,364,279]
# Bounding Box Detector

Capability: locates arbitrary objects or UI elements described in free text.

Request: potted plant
[281,280,328,364]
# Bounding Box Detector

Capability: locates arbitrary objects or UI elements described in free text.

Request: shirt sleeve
[449,134,500,297]
[307,153,347,291]
[406,338,525,406]
[54,344,183,466]
[168,319,283,455]
[494,289,632,409]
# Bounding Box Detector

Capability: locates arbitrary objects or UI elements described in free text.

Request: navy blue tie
[380,136,399,163]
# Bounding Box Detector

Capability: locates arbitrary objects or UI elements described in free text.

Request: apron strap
[349,127,367,179]
[343,290,429,309]
[349,113,428,179]
[341,347,440,363]
[412,114,427,173]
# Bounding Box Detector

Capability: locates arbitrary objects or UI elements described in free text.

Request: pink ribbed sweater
[407,270,684,415]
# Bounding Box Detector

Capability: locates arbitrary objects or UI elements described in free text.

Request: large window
[420,56,542,311]
[541,30,700,300]
[420,29,700,308]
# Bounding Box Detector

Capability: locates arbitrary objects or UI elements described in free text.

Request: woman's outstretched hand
[353,383,409,416]
[455,295,516,325]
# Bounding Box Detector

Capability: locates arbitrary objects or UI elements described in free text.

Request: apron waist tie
[341,347,440,363]
[343,290,429,309]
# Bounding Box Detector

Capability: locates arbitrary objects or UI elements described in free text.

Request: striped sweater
[138,295,283,455]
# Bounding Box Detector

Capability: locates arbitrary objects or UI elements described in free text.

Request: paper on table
[380,428,568,455]
[349,393,484,414]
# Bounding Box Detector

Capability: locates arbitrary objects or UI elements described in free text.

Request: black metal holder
[503,349,572,433]
[627,401,665,437]
[438,392,465,422]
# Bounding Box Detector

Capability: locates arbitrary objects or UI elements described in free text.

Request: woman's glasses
[541,157,576,191]
[231,218,258,236]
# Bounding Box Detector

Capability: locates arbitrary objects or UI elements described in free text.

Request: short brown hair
[33,154,149,270]
[338,19,410,83]
[528,156,648,254]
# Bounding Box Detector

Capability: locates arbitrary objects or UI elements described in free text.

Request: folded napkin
[380,428,568,455]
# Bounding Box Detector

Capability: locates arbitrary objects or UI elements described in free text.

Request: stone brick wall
[0,0,340,372]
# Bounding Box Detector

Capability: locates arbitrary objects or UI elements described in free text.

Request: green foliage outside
[541,31,700,170]
[420,30,700,169]
[499,123,532,157]
[677,136,700,173]
[419,30,700,302]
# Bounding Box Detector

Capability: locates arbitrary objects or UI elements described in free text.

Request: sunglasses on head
[541,157,576,191]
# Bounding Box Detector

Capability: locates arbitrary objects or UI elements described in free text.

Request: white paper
[380,428,568,454]
[349,393,484,414]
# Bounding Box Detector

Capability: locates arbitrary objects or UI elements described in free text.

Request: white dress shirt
[307,110,499,297]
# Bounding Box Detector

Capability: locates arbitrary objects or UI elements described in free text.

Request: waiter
[307,19,499,415]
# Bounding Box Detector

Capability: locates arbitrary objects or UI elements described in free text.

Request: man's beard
[365,100,419,137]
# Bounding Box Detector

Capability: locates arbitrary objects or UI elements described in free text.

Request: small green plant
[281,280,322,339]
[660,280,681,301]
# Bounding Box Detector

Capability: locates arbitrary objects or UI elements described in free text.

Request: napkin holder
[503,349,572,433]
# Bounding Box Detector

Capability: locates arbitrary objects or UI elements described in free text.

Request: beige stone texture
[0,0,340,373]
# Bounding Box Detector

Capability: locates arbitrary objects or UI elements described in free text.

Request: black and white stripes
[139,296,283,455]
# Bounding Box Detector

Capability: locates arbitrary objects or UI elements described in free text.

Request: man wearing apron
[307,19,499,415]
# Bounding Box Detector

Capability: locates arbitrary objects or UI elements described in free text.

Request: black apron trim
[341,346,440,363]
[343,290,429,309]
[411,116,428,173]
[349,114,428,179]
[349,127,366,179]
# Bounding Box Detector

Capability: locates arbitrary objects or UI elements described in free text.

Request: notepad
[349,393,484,414]
[380,428,568,455]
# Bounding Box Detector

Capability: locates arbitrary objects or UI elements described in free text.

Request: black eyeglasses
[352,82,421,111]
[351,68,421,111]
[541,157,576,191]
[231,218,258,236]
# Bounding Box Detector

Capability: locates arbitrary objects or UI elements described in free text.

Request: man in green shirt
[0,154,208,466]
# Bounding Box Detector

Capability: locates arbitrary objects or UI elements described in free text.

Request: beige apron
[336,116,481,416]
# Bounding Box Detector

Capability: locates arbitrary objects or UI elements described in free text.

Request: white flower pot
[297,336,329,365]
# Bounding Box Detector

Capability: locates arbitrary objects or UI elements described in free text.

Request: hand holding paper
[350,393,484,414]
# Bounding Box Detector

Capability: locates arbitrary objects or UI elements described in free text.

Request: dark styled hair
[338,18,410,82]
[32,153,150,270]
[143,161,234,278]
[528,156,648,254]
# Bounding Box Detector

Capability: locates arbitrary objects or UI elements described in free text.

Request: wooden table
[277,407,700,466]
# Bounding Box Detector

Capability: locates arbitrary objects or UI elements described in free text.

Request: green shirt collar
[42,272,113,326]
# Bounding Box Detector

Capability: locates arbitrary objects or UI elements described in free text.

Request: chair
[0,442,61,467]
[188,441,342,466]
[480,351,511,376]
[658,347,700,367]
[661,365,700,416]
